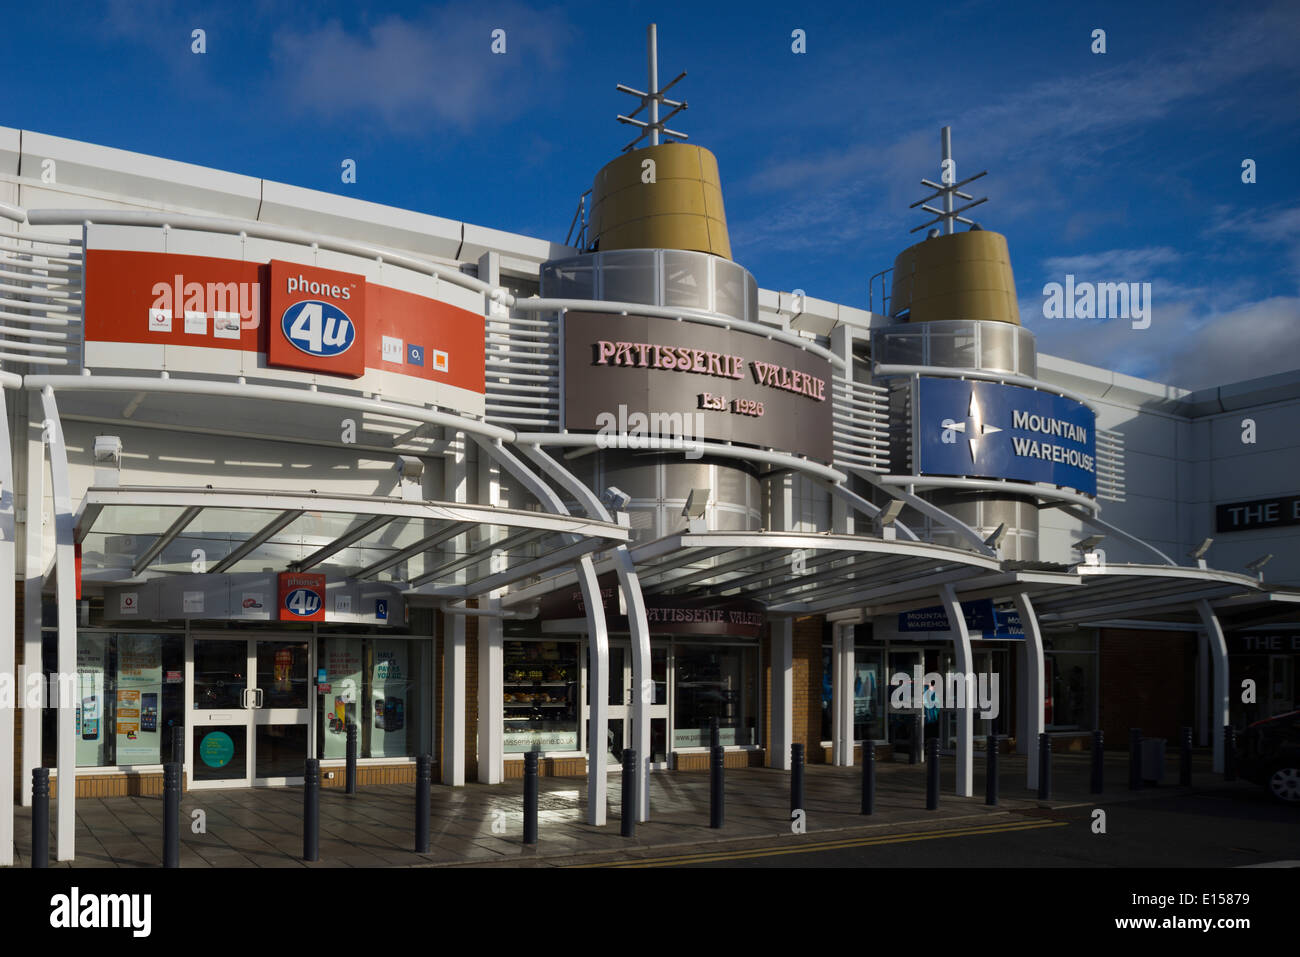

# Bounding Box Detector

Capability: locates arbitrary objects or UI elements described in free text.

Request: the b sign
[278,572,327,622]
[268,261,365,377]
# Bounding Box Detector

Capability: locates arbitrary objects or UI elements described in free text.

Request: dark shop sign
[540,574,766,639]
[898,598,1023,639]
[1228,633,1300,653]
[1215,494,1300,533]
[562,311,834,463]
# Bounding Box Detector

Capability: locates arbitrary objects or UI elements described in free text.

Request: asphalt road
[590,784,1300,868]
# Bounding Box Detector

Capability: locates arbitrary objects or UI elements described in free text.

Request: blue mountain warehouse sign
[916,377,1097,497]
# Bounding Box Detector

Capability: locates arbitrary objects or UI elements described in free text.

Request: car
[1235,709,1300,804]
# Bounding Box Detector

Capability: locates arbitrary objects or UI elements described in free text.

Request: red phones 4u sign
[278,572,326,621]
[268,261,366,377]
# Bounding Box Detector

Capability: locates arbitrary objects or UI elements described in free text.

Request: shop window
[50,632,185,768]
[821,645,885,742]
[673,642,758,747]
[1046,652,1096,729]
[318,637,430,760]
[503,640,579,753]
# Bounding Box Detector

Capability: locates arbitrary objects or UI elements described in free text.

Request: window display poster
[116,635,162,764]
[370,639,407,757]
[76,636,109,766]
[854,663,878,721]
[323,638,362,759]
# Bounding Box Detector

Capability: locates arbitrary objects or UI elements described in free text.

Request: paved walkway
[8,751,1247,867]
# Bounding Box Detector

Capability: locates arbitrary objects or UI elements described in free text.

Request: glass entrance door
[584,641,670,769]
[188,636,311,789]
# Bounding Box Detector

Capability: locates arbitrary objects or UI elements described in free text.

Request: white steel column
[39,388,76,861]
[1197,600,1230,773]
[21,396,45,807]
[476,597,504,784]
[832,622,856,767]
[1012,591,1045,790]
[939,584,974,795]
[517,444,652,821]
[830,625,843,766]
[770,617,793,770]
[443,615,466,786]
[442,429,469,786]
[1196,631,1209,747]
[0,376,18,866]
[576,556,609,825]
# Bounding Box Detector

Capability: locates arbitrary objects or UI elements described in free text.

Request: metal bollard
[1180,727,1193,787]
[621,748,637,838]
[345,723,358,795]
[709,744,725,828]
[985,734,999,806]
[1037,733,1051,800]
[415,754,431,854]
[163,761,181,868]
[303,758,320,862]
[1091,729,1105,794]
[710,716,720,749]
[1223,725,1236,782]
[171,724,184,765]
[861,744,875,815]
[523,751,539,845]
[791,743,805,815]
[925,738,939,810]
[1129,728,1143,791]
[31,768,49,869]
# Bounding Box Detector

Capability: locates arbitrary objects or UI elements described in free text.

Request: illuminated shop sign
[916,377,1097,497]
[1215,494,1300,533]
[564,312,833,462]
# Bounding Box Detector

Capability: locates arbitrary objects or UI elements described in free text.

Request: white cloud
[1042,247,1181,277]
[268,5,571,131]
[1026,291,1300,391]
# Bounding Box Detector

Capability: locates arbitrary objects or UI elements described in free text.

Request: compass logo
[940,391,1002,462]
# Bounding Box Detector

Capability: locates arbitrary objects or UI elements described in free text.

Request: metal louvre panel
[0,221,82,369]
[1095,427,1126,502]
[484,309,560,429]
[832,375,890,472]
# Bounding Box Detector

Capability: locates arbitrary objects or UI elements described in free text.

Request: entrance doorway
[585,641,670,769]
[187,635,311,788]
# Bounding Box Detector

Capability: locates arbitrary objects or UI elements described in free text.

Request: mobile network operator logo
[50,887,151,937]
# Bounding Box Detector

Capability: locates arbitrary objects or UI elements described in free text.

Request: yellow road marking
[571,819,1069,867]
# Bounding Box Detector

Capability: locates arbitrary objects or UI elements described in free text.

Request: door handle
[240,688,251,709]
[253,688,264,709]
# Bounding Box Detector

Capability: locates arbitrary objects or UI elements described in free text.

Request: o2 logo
[281,301,355,357]
[284,587,322,618]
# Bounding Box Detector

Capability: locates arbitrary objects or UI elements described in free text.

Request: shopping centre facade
[1,86,1297,862]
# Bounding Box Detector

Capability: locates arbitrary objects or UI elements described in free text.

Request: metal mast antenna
[616,24,688,152]
[909,126,989,234]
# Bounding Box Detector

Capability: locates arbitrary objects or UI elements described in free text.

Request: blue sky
[4,0,1298,389]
